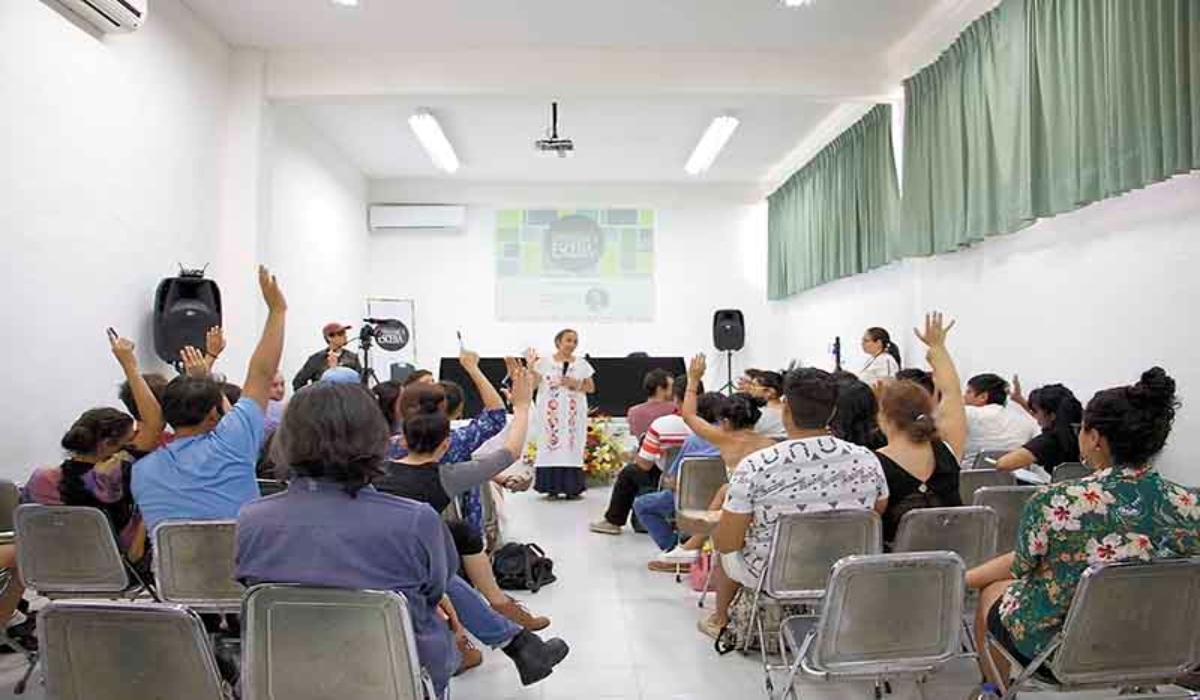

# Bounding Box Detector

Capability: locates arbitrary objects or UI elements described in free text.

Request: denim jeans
[446,574,521,647]
[632,489,677,551]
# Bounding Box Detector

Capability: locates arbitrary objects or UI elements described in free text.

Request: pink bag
[689,550,715,592]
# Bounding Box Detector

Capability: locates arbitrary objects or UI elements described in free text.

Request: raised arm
[460,349,503,410]
[681,354,727,447]
[914,312,968,461]
[243,266,288,411]
[110,332,164,453]
[204,326,225,372]
[1009,375,1032,415]
[501,365,536,457]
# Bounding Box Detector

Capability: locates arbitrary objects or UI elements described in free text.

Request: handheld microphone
[362,317,395,325]
[561,361,570,377]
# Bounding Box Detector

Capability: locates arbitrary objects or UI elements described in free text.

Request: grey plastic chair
[1051,462,1090,483]
[242,584,436,700]
[674,457,727,538]
[987,557,1200,699]
[971,450,1010,470]
[153,520,244,613]
[40,600,226,700]
[958,469,1016,507]
[0,479,20,544]
[748,510,883,697]
[0,568,37,694]
[972,486,1039,554]
[14,505,145,598]
[892,506,998,569]
[779,552,967,700]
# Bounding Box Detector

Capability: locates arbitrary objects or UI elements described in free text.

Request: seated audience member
[291,321,361,390]
[962,373,1040,465]
[896,367,936,397]
[634,384,731,569]
[967,368,1200,685]
[377,371,552,633]
[874,313,966,543]
[236,382,568,696]
[589,375,697,536]
[371,379,403,431]
[320,366,360,384]
[747,369,788,439]
[390,351,511,537]
[23,331,164,563]
[831,376,887,450]
[702,367,889,637]
[859,326,902,383]
[133,266,286,533]
[993,381,1082,475]
[626,369,678,440]
[265,371,287,437]
[118,371,169,441]
[404,369,436,388]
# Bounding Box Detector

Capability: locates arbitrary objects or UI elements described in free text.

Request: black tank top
[373,462,450,514]
[874,441,962,542]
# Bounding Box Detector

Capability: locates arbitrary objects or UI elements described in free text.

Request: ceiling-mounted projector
[534,102,575,158]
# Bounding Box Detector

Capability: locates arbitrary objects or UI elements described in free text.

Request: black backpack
[492,542,557,593]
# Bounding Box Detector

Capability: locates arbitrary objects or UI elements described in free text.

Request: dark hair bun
[722,393,763,430]
[415,391,443,415]
[60,425,98,453]
[1131,367,1177,410]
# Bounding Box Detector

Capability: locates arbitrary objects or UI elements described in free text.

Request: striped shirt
[637,414,692,469]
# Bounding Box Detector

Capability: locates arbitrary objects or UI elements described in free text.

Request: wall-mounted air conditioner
[369,205,467,231]
[56,0,148,33]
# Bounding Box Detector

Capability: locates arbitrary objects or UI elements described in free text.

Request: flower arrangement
[521,415,625,484]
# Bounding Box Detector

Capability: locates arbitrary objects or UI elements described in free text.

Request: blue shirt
[666,433,721,477]
[132,397,264,533]
[235,479,458,694]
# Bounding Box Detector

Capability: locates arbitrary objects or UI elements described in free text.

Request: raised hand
[205,326,226,359]
[914,311,956,348]
[460,348,481,371]
[108,331,137,370]
[1010,374,1025,404]
[688,353,707,382]
[503,356,520,379]
[257,265,287,313]
[180,346,209,378]
[523,347,540,368]
[509,366,537,407]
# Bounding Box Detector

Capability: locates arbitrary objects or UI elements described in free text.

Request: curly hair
[1084,367,1179,466]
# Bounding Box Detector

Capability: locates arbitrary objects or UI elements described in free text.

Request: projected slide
[495,209,655,322]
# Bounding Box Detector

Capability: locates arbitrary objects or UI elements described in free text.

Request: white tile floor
[0,486,1156,699]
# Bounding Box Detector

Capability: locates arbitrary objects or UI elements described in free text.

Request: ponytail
[866,327,901,367]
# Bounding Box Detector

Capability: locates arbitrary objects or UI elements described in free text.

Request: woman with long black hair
[993,381,1082,475]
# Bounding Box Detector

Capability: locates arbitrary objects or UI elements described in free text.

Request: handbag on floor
[492,542,557,593]
[714,588,803,656]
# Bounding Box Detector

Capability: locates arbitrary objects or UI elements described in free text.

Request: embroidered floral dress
[1000,466,1200,658]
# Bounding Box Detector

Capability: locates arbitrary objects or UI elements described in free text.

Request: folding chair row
[38,585,437,700]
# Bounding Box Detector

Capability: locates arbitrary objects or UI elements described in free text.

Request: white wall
[0,0,230,480]
[367,180,770,391]
[264,110,369,385]
[765,173,1200,486]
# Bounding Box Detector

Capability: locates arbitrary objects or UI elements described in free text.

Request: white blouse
[858,353,900,384]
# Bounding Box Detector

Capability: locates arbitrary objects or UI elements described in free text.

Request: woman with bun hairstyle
[967,367,1200,685]
[860,326,902,383]
[874,313,968,544]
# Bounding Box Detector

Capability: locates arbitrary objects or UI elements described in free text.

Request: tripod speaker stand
[712,309,745,396]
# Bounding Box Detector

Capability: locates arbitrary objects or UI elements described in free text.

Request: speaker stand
[717,349,737,396]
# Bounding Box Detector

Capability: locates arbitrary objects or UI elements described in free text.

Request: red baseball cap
[323,322,352,338]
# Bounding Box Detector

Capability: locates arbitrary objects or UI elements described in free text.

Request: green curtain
[897,0,1200,258]
[768,105,899,299]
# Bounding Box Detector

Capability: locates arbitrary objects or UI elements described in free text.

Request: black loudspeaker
[713,309,745,351]
[153,272,222,365]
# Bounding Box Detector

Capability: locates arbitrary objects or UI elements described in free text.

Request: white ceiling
[281,95,835,183]
[183,0,939,52]
[183,0,958,186]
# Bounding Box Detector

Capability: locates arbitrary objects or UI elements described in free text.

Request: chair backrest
[812,552,965,674]
[257,479,286,496]
[892,506,998,569]
[660,445,681,471]
[958,468,1016,506]
[15,505,128,594]
[674,457,727,512]
[972,486,1039,554]
[0,479,20,534]
[1051,462,1090,483]
[40,600,225,700]
[971,450,1009,469]
[764,510,883,599]
[1052,557,1200,686]
[152,520,244,612]
[243,585,429,700]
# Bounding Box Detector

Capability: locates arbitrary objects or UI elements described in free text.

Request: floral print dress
[1000,466,1200,659]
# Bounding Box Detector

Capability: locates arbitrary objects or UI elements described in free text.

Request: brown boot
[491,597,551,631]
[455,635,483,676]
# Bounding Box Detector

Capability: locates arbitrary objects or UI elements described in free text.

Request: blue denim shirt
[235,479,460,694]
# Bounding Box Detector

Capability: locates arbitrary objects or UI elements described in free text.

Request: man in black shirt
[292,322,362,390]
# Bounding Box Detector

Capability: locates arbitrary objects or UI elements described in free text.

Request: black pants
[604,463,661,526]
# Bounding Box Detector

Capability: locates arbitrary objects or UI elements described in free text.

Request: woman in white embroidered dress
[528,329,595,500]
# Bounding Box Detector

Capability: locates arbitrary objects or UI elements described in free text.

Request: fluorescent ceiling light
[331,0,359,6]
[685,115,739,176]
[782,0,815,6]
[409,110,460,174]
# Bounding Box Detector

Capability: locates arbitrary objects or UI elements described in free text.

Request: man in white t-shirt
[702,367,889,638]
[590,376,696,535]
[962,373,1040,467]
[746,369,788,439]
